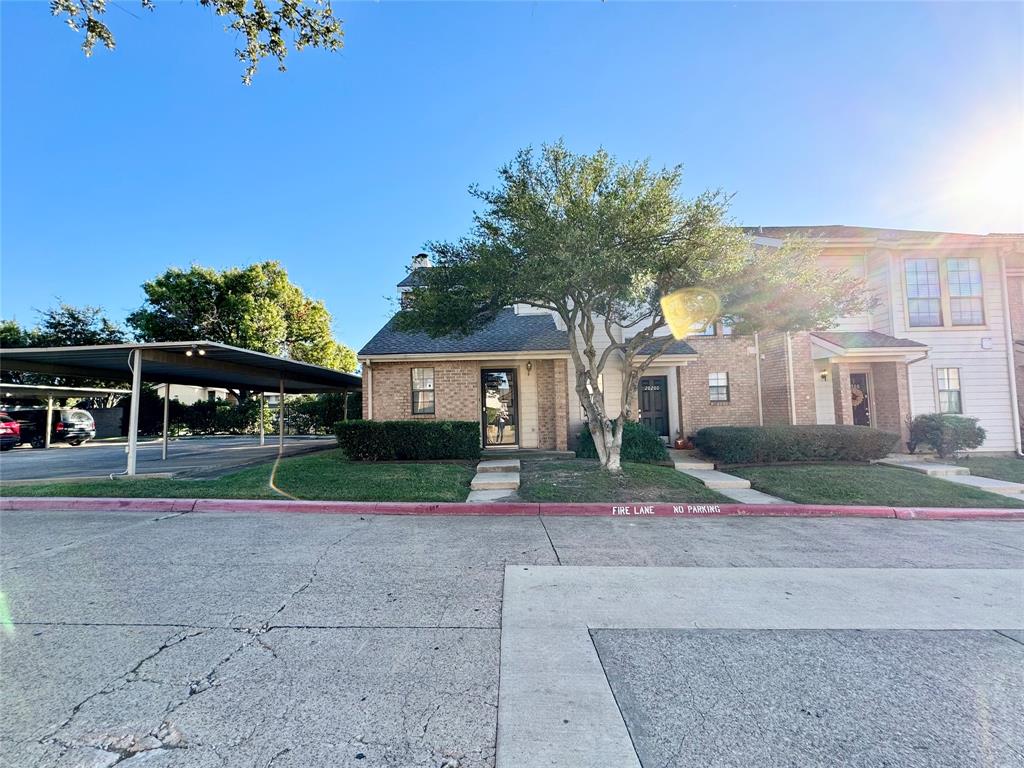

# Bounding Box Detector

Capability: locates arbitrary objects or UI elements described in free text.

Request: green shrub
[286,393,362,435]
[334,420,481,461]
[907,413,986,458]
[575,422,669,463]
[694,425,899,464]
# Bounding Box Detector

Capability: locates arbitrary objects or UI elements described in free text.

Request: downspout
[364,361,373,420]
[753,332,764,426]
[998,254,1023,456]
[785,332,797,424]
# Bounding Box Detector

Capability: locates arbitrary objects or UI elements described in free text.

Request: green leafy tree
[398,142,869,472]
[51,0,344,85]
[128,261,356,398]
[0,304,128,398]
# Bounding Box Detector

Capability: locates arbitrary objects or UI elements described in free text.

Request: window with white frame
[946,258,984,325]
[905,257,985,328]
[936,368,962,414]
[411,367,435,415]
[905,258,942,327]
[690,321,716,336]
[709,372,729,402]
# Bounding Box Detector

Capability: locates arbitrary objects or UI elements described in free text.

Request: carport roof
[1,383,130,399]
[0,342,361,394]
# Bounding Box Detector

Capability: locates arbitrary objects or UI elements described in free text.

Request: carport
[0,383,131,449]
[0,342,361,475]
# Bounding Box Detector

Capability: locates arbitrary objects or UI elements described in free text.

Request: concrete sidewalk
[2,507,1022,767]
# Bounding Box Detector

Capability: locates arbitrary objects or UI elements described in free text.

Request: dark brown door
[639,376,669,437]
[481,369,518,446]
[850,373,871,426]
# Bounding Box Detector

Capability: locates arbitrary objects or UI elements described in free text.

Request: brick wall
[872,361,910,446]
[366,360,480,422]
[756,331,818,426]
[365,357,569,450]
[677,336,760,437]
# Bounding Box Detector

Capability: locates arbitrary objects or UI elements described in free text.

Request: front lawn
[731,464,1024,508]
[518,459,730,503]
[0,449,475,502]
[954,456,1024,484]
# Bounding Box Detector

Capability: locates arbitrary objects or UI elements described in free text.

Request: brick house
[359,228,1024,453]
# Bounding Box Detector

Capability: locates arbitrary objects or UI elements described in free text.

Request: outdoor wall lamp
[526,360,533,375]
[185,345,206,357]
[819,370,828,382]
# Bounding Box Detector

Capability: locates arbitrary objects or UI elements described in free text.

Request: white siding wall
[516,361,540,449]
[813,361,835,424]
[821,254,872,332]
[891,249,1016,452]
[865,249,895,334]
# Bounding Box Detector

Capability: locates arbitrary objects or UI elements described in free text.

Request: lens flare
[660,288,721,340]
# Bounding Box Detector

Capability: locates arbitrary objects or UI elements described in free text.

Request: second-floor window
[947,258,984,325]
[411,367,435,415]
[905,258,942,327]
[905,257,984,328]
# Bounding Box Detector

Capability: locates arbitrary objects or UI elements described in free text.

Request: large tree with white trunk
[398,143,869,471]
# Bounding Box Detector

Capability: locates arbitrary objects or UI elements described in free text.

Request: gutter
[785,332,798,424]
[999,253,1023,456]
[365,361,373,420]
[753,332,764,426]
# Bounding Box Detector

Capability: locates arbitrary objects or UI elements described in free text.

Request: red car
[0,413,21,451]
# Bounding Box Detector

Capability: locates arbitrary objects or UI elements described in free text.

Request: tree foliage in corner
[127,260,357,383]
[0,304,128,398]
[397,142,870,472]
[50,0,344,85]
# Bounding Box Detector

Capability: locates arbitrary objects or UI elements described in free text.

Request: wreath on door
[851,385,866,408]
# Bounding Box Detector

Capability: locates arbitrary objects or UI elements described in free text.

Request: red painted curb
[1,496,1021,520]
[894,507,1024,521]
[0,497,195,513]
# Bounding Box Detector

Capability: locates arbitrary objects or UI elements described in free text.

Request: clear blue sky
[2,1,1022,351]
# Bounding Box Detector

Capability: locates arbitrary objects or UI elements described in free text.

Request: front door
[481,369,518,447]
[850,372,871,426]
[638,376,670,438]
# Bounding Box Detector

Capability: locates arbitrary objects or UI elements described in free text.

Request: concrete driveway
[0,436,335,482]
[1,510,1022,767]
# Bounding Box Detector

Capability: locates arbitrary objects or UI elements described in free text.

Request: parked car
[0,413,20,451]
[8,407,96,448]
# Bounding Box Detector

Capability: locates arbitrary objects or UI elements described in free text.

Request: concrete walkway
[467,458,521,502]
[670,450,785,504]
[878,456,1024,498]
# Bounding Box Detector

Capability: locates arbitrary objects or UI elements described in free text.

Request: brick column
[553,359,569,451]
[831,363,853,425]
[872,362,911,448]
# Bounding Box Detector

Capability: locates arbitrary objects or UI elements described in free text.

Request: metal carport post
[278,376,285,454]
[162,383,170,461]
[127,348,143,475]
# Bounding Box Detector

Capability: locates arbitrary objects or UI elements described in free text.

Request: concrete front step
[466,489,517,502]
[477,459,521,473]
[677,468,751,490]
[673,459,715,471]
[876,458,969,477]
[470,471,520,491]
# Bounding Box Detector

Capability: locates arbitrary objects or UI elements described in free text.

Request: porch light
[819,370,828,382]
[526,361,533,375]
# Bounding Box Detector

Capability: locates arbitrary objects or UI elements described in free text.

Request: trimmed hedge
[907,413,986,458]
[334,420,481,461]
[694,425,899,465]
[576,422,669,463]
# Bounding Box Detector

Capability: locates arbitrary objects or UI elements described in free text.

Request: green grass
[0,449,475,502]
[954,456,1024,484]
[731,464,1024,508]
[517,459,730,503]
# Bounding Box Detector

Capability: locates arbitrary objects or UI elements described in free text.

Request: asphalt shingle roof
[396,268,428,288]
[811,331,927,350]
[633,338,697,355]
[360,309,570,356]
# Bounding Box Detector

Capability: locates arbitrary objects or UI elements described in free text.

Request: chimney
[412,252,432,269]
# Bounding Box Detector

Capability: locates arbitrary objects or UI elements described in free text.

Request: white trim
[359,351,569,363]
[753,332,764,426]
[999,254,1023,455]
[785,332,797,423]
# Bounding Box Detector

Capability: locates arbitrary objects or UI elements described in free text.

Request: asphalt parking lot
[1,509,1021,767]
[0,436,336,482]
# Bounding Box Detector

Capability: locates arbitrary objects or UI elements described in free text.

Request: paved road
[0,436,335,482]
[1,510,1022,767]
